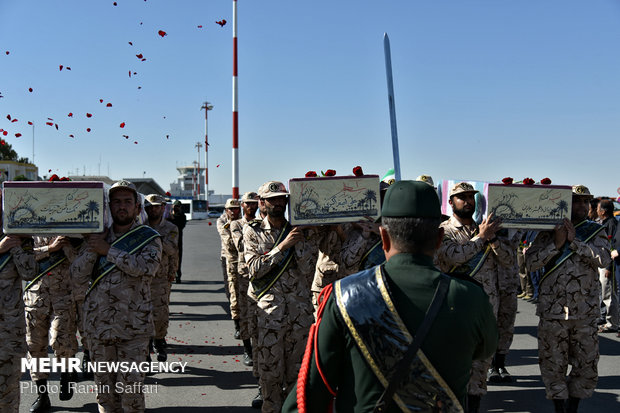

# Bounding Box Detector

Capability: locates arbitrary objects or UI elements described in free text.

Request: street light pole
[195,142,203,199]
[201,101,213,207]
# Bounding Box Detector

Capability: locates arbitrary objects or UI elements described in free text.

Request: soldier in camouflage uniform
[219,198,242,338]
[435,182,513,413]
[525,185,610,413]
[25,236,80,412]
[230,191,263,408]
[145,194,179,362]
[0,233,36,413]
[70,180,162,413]
[488,231,521,383]
[244,181,320,413]
[216,203,237,310]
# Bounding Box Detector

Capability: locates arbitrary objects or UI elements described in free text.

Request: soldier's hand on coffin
[278,227,304,251]
[49,236,70,252]
[564,219,575,243]
[553,221,568,249]
[478,213,502,241]
[0,235,22,253]
[86,230,110,256]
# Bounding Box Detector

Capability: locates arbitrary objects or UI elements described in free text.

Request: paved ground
[19,219,620,412]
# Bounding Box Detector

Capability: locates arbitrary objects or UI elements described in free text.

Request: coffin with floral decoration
[288,175,380,225]
[487,183,573,229]
[2,181,105,234]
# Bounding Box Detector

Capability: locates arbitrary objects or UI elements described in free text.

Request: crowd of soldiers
[0,180,184,413]
[0,173,615,413]
[217,176,616,413]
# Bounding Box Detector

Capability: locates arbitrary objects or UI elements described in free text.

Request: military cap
[449,182,479,197]
[109,179,137,196]
[225,198,240,209]
[416,174,435,188]
[572,185,593,198]
[258,181,289,199]
[241,191,259,203]
[144,194,166,206]
[381,180,441,219]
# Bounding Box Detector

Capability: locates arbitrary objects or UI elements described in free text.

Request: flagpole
[232,0,239,199]
[383,33,401,182]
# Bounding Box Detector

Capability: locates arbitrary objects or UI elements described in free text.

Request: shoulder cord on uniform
[297,283,336,413]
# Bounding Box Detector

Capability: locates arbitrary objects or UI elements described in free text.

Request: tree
[86,200,100,221]
[0,142,18,161]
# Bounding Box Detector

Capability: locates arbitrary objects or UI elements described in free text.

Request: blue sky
[1,0,619,197]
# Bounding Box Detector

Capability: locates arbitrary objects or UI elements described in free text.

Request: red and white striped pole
[231,0,239,199]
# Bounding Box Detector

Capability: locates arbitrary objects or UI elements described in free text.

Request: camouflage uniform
[222,218,242,322]
[339,223,382,276]
[496,232,520,356]
[149,219,179,340]
[230,217,254,341]
[310,228,342,311]
[244,218,319,413]
[216,214,231,302]
[0,238,36,413]
[524,227,610,400]
[71,223,162,413]
[436,216,513,396]
[25,237,79,382]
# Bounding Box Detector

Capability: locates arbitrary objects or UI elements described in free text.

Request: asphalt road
[19,219,620,412]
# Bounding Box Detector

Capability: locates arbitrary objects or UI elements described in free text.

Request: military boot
[566,397,580,413]
[242,339,253,366]
[82,350,93,380]
[251,385,263,409]
[30,379,51,413]
[233,319,241,340]
[553,399,567,413]
[467,394,480,413]
[494,353,513,383]
[154,338,168,362]
[59,371,75,401]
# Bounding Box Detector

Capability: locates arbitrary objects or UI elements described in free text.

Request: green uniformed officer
[283,180,498,412]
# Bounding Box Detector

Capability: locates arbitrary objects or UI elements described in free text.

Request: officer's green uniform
[282,181,498,412]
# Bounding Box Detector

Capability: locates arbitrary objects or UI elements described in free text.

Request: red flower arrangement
[502,177,513,185]
[324,169,336,177]
[522,177,535,185]
[305,171,317,178]
[540,177,552,185]
[48,174,60,182]
[353,166,364,177]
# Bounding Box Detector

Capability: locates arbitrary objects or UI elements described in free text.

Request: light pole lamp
[200,101,213,208]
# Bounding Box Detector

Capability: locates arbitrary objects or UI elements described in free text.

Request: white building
[169,165,206,199]
[0,160,38,182]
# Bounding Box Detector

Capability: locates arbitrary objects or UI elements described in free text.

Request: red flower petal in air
[86,128,91,132]
[1,140,5,145]
[59,65,63,71]
[4,51,8,55]
[99,99,103,103]
[120,122,125,128]
[166,191,171,196]
[2,131,6,136]
[54,124,58,130]
[141,58,146,62]
[48,169,52,173]
[69,134,74,138]
[216,19,227,27]
[86,113,92,118]
[68,113,73,117]
[46,122,53,126]
[136,53,143,59]
[305,171,317,178]
[123,135,129,139]
[197,25,203,28]
[158,30,167,37]
[134,141,138,144]
[106,103,112,107]
[66,67,71,70]
[216,164,221,168]
[14,133,21,138]
[28,88,33,92]
[128,41,133,46]
[27,121,33,125]
[6,115,11,121]
[11,118,17,123]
